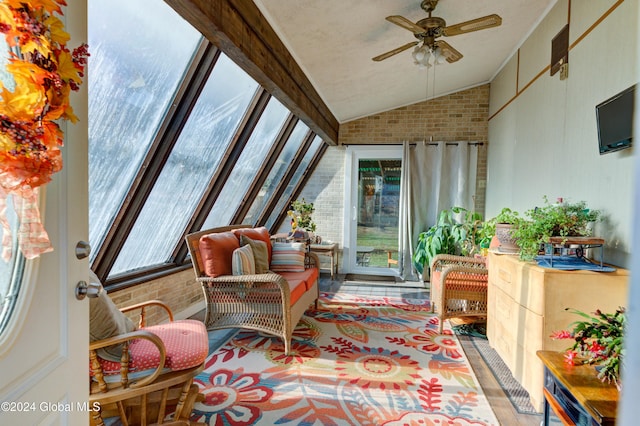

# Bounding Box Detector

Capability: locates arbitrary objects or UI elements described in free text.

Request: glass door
[344,146,402,276]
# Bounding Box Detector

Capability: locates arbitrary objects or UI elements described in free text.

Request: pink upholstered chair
[89,289,209,426]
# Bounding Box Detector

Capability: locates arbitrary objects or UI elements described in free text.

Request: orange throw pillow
[199,232,240,277]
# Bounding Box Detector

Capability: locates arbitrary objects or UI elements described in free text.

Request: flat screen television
[596,84,635,155]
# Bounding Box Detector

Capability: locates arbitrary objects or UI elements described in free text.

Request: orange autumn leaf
[0,133,13,153]
[7,60,50,87]
[41,121,64,148]
[0,3,16,29]
[43,103,65,122]
[55,49,81,84]
[6,0,64,15]
[21,36,53,58]
[45,15,70,45]
[0,80,46,121]
[62,103,78,123]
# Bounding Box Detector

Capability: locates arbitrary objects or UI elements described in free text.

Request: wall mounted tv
[596,84,635,155]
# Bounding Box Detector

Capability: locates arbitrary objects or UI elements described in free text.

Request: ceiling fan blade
[442,14,502,36]
[372,41,419,62]
[435,40,463,63]
[386,15,426,34]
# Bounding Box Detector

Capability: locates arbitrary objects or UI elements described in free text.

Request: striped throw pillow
[270,242,306,272]
[232,244,255,275]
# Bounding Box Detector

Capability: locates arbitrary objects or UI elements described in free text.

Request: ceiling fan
[372,0,502,65]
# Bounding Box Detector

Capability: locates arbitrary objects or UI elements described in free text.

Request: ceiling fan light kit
[372,0,502,67]
[412,44,447,69]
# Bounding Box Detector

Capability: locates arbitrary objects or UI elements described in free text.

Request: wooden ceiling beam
[164,0,339,145]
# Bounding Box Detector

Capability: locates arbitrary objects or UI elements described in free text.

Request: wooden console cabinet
[486,252,628,412]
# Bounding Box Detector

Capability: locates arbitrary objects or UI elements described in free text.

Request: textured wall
[486,0,637,267]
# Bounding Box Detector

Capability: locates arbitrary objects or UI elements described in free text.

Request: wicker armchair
[429,254,489,333]
[89,299,208,426]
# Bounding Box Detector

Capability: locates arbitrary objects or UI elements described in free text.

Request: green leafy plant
[413,206,485,274]
[288,198,316,232]
[551,307,625,387]
[480,208,522,252]
[494,207,521,225]
[512,197,601,260]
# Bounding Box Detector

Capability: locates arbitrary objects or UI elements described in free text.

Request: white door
[343,146,403,276]
[0,1,89,424]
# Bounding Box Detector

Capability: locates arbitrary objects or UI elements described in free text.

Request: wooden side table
[309,243,338,279]
[537,350,619,426]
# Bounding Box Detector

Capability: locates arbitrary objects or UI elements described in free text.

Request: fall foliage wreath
[0,0,88,260]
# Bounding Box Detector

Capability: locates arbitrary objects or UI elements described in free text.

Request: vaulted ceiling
[253,0,558,122]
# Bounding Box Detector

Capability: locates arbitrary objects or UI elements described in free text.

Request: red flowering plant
[551,307,625,387]
[0,0,88,259]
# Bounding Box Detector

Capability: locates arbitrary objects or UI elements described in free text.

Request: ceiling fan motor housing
[414,16,447,40]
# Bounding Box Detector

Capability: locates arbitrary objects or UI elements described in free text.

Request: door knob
[75,241,91,259]
[75,280,102,300]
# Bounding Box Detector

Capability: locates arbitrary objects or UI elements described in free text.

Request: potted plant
[489,207,521,253]
[551,307,625,388]
[512,197,601,261]
[288,198,316,232]
[413,206,485,275]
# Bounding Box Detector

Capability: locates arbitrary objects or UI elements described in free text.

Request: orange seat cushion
[278,268,319,291]
[97,320,208,376]
[285,279,307,305]
[200,231,240,277]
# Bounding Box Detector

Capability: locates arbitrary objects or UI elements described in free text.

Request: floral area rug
[191,292,499,425]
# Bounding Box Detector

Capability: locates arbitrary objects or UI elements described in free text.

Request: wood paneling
[164,0,339,145]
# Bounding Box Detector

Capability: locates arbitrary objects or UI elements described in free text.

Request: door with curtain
[344,146,403,276]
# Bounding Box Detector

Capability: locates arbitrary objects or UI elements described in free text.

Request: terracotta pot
[495,223,519,253]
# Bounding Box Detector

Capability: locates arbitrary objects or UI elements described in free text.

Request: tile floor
[320,274,429,300]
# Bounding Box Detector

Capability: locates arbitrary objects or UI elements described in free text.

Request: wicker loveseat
[185,225,319,354]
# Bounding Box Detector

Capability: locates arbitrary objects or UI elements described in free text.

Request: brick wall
[109,269,203,326]
[339,84,490,146]
[339,84,488,214]
[296,146,346,245]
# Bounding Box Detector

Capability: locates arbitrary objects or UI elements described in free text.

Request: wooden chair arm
[90,330,167,391]
[120,300,173,327]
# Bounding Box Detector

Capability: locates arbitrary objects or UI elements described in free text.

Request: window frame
[87,40,328,291]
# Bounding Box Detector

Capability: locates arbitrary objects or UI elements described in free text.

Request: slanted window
[88,0,202,258]
[110,55,259,275]
[86,0,327,286]
[266,136,324,230]
[243,121,310,225]
[202,98,290,229]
